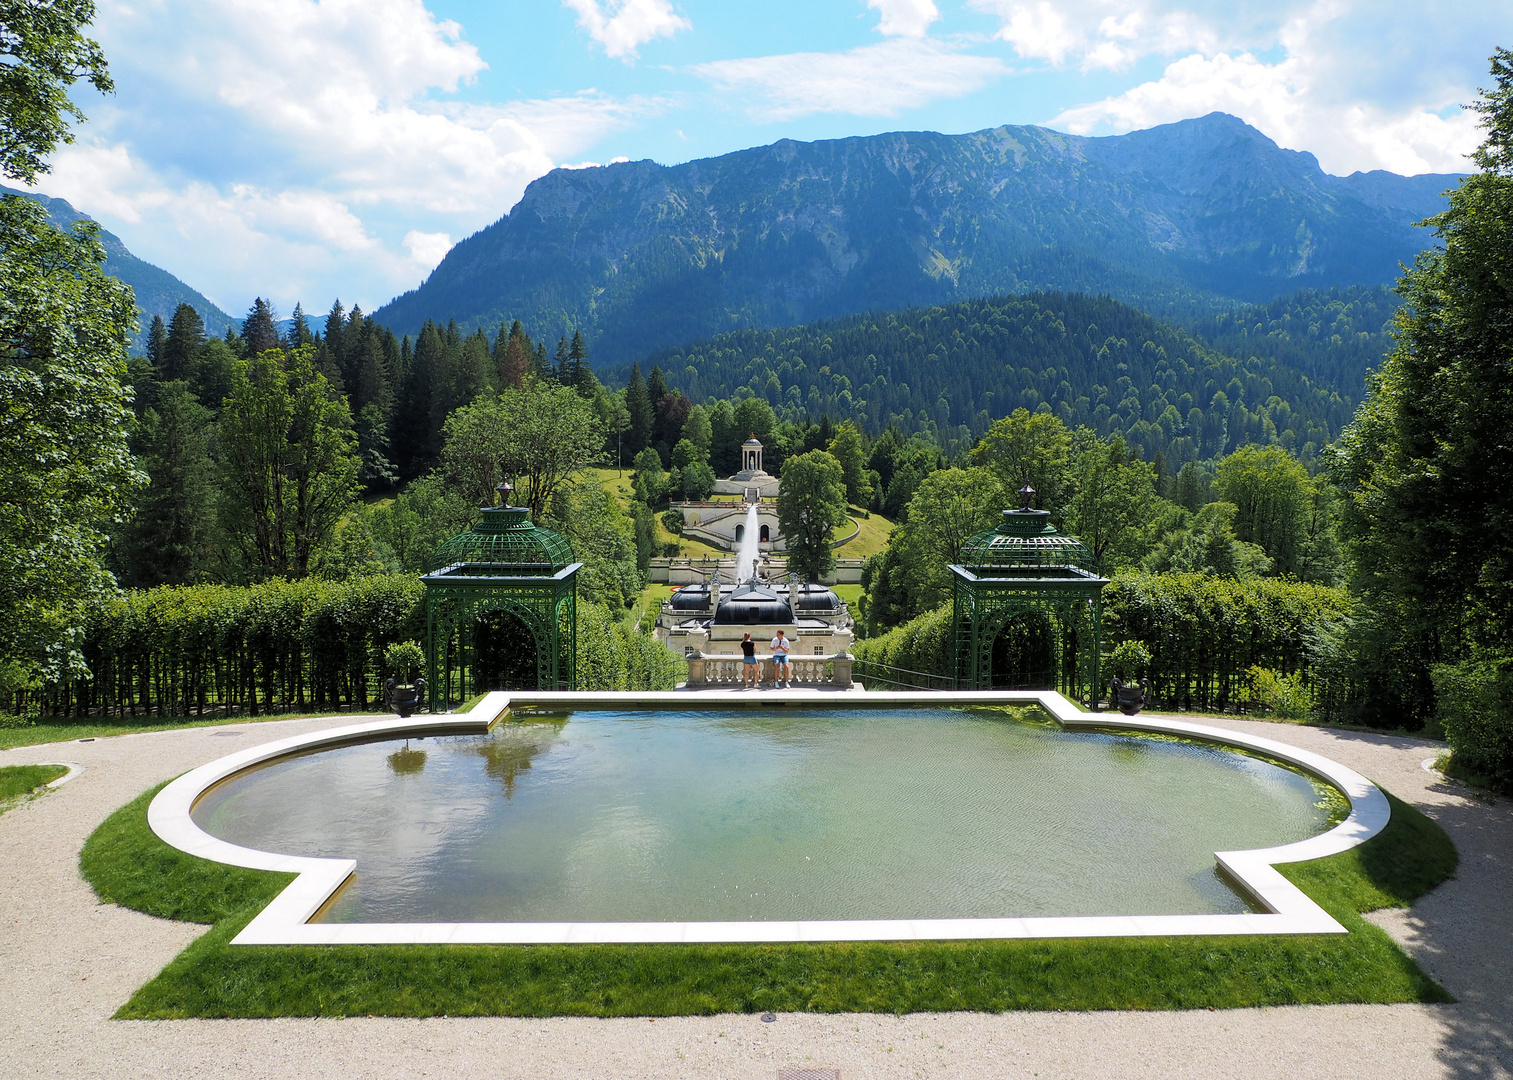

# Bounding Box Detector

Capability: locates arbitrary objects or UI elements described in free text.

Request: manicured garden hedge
[856,572,1351,712]
[35,577,681,718]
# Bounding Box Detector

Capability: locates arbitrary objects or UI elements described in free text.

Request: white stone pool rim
[146,690,1390,946]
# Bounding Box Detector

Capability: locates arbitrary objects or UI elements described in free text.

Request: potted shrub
[384,640,427,718]
[1106,639,1153,715]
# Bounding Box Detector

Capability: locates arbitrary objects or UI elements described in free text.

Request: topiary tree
[385,640,425,686]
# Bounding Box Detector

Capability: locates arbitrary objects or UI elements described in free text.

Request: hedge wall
[36,577,682,718]
[1102,573,1350,712]
[854,572,1351,712]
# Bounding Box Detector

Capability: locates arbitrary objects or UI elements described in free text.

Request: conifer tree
[625,361,653,454]
[113,380,216,587]
[241,297,280,355]
[287,302,315,348]
[146,314,166,368]
[161,302,205,386]
[495,319,530,388]
[553,335,570,383]
[568,330,589,390]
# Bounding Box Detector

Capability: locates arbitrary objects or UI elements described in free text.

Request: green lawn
[0,763,69,804]
[834,510,895,558]
[84,782,1455,1018]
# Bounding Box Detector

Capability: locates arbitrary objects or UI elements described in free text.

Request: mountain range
[2,185,236,348]
[373,113,1460,366]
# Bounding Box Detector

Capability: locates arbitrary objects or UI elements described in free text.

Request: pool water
[192,706,1336,924]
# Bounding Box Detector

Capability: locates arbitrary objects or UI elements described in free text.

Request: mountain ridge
[373,113,1459,364]
[2,185,236,348]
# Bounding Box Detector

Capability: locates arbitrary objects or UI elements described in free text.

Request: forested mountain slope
[374,113,1455,364]
[2,186,235,348]
[638,292,1356,466]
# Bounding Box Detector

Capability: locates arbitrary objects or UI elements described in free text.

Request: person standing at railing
[741,632,758,689]
[770,628,797,688]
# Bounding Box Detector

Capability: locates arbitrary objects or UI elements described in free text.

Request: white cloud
[1049,2,1487,175]
[32,0,659,313]
[969,1,1287,71]
[694,38,1007,121]
[867,0,940,38]
[403,229,453,270]
[563,0,690,60]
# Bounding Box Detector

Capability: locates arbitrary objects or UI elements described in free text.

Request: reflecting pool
[191,706,1337,923]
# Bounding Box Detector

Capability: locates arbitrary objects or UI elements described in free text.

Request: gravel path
[1,712,1509,1080]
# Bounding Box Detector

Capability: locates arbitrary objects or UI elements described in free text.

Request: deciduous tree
[778,450,848,582]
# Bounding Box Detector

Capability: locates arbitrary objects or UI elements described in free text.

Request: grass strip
[0,763,69,803]
[84,788,1455,1018]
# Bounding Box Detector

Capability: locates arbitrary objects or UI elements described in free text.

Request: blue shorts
[773,654,788,664]
[743,655,757,666]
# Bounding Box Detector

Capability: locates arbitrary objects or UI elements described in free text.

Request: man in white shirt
[770,628,797,687]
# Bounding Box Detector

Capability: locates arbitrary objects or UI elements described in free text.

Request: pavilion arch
[422,503,580,710]
[950,493,1108,704]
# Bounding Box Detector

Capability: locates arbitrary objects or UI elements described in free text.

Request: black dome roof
[712,581,793,625]
[791,585,841,611]
[669,585,712,611]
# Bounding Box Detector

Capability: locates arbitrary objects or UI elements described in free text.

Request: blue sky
[29,0,1512,322]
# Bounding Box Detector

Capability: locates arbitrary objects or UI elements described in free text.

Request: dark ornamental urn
[385,676,427,718]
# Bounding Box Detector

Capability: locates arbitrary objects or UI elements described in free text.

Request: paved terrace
[1,711,1509,1080]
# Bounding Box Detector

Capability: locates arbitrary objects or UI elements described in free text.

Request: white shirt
[770,634,794,656]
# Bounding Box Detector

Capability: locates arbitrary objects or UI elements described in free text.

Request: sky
[27,0,1512,322]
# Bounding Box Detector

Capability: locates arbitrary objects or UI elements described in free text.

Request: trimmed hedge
[1103,573,1350,712]
[856,572,1351,712]
[1433,658,1513,793]
[37,577,682,718]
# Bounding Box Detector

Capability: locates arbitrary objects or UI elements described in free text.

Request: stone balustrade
[684,653,853,690]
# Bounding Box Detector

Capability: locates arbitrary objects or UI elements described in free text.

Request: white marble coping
[145,689,1389,946]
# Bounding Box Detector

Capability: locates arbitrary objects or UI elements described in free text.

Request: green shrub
[1246,665,1315,721]
[1433,658,1513,793]
[1107,640,1152,681]
[384,641,425,684]
[854,604,953,678]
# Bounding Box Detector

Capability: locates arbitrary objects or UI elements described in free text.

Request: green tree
[875,467,1006,619]
[968,408,1073,515]
[113,380,216,587]
[1332,49,1513,733]
[240,297,280,356]
[0,194,139,687]
[1215,445,1310,577]
[0,0,113,184]
[161,301,204,386]
[1066,435,1156,570]
[826,420,873,507]
[778,450,848,581]
[545,476,641,608]
[439,382,605,518]
[682,403,713,456]
[1141,502,1273,579]
[625,362,653,455]
[217,346,360,580]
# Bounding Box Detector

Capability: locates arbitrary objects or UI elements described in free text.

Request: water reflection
[387,743,427,776]
[475,720,563,797]
[192,707,1336,925]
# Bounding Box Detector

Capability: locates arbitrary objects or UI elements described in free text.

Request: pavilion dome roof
[428,506,575,575]
[957,509,1100,576]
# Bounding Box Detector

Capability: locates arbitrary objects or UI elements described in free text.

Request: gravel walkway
[1,712,1509,1080]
